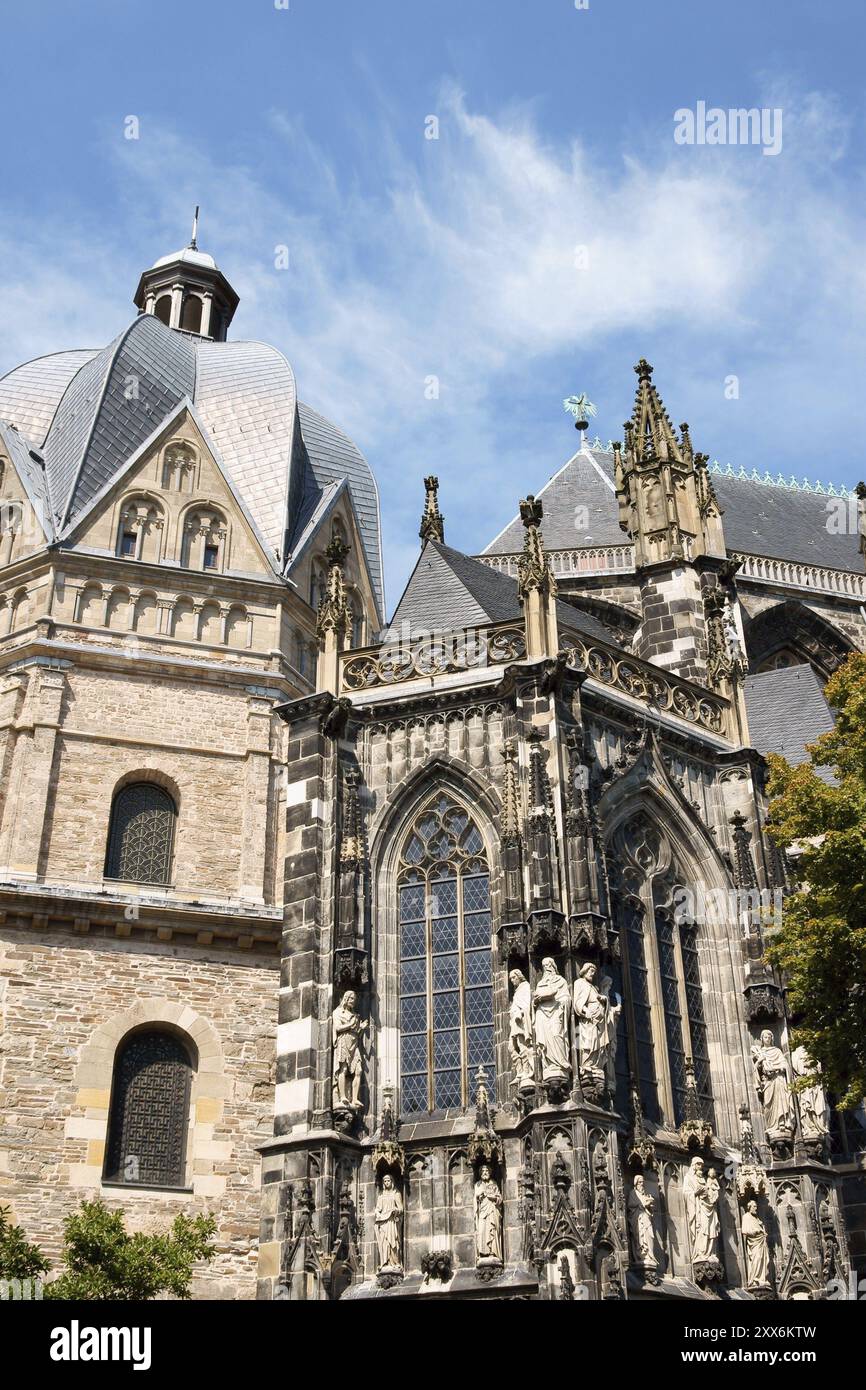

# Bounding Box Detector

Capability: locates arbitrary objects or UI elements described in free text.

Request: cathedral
[0,232,863,1302]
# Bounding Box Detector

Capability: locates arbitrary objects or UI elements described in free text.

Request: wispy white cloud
[0,81,863,602]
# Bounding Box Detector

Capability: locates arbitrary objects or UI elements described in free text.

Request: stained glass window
[104,1030,192,1188]
[623,902,660,1123]
[398,794,494,1113]
[657,912,688,1122]
[681,925,715,1124]
[105,783,176,885]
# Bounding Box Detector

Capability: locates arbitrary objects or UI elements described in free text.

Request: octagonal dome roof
[0,314,384,615]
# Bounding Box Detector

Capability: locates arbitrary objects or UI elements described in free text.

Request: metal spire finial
[189,205,200,250]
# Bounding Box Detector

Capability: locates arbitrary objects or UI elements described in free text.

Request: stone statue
[474,1163,504,1265]
[627,1175,658,1271]
[374,1173,404,1271]
[573,964,621,1098]
[752,1030,795,1138]
[741,1199,770,1289]
[683,1156,721,1263]
[331,989,368,1111]
[791,1045,830,1141]
[508,968,534,1090]
[532,957,572,1082]
[573,963,606,1070]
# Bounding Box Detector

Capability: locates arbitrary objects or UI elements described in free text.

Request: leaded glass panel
[105,783,176,885]
[681,925,715,1124]
[657,913,687,1122]
[398,794,495,1112]
[104,1031,192,1187]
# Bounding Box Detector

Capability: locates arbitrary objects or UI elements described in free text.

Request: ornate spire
[339,769,363,870]
[729,812,758,891]
[419,475,445,544]
[467,1066,502,1168]
[315,528,352,693]
[734,1104,769,1201]
[501,740,522,847]
[517,496,559,659]
[614,358,726,567]
[372,1084,405,1175]
[517,496,551,592]
[679,1058,714,1152]
[316,531,351,643]
[626,1084,657,1171]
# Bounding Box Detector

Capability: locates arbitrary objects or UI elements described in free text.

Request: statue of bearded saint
[331,989,368,1111]
[532,958,572,1082]
[374,1173,404,1272]
[627,1175,658,1271]
[791,1045,830,1141]
[751,1030,795,1139]
[572,963,621,1095]
[508,969,534,1091]
[474,1163,504,1266]
[741,1200,771,1290]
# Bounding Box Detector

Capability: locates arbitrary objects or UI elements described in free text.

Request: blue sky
[1,0,864,606]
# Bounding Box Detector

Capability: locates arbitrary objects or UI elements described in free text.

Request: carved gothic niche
[662,1162,688,1279]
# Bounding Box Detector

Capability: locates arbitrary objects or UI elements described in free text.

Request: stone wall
[0,926,278,1299]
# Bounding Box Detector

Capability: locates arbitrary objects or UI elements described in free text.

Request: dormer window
[203,543,219,570]
[120,530,137,558]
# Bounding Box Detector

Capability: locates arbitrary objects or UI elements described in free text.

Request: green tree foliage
[765,651,866,1109]
[0,1205,50,1281]
[45,1199,216,1301]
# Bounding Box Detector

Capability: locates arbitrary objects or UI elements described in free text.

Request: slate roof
[484,448,623,553]
[744,664,835,777]
[294,402,384,611]
[0,421,54,540]
[483,445,862,572]
[0,318,384,617]
[388,539,613,644]
[0,348,99,448]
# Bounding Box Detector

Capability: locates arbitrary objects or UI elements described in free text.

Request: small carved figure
[532,957,572,1082]
[791,1045,830,1141]
[683,1156,721,1263]
[627,1175,658,1271]
[751,1030,795,1138]
[331,989,368,1111]
[474,1163,504,1265]
[508,968,534,1090]
[741,1199,771,1289]
[374,1173,404,1271]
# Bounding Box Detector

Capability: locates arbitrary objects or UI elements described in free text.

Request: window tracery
[398,793,495,1113]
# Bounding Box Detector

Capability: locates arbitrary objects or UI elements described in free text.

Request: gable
[63,408,279,579]
[0,426,53,565]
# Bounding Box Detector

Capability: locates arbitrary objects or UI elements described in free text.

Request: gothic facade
[0,239,864,1300]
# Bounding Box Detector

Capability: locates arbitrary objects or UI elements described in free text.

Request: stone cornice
[0,881,282,957]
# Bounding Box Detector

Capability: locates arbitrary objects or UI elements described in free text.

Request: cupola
[133,208,239,341]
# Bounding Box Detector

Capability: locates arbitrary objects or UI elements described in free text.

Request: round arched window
[104,783,176,885]
[104,1030,193,1188]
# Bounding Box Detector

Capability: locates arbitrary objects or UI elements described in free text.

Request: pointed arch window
[612,815,715,1130]
[103,1029,193,1188]
[105,782,176,885]
[398,793,494,1114]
